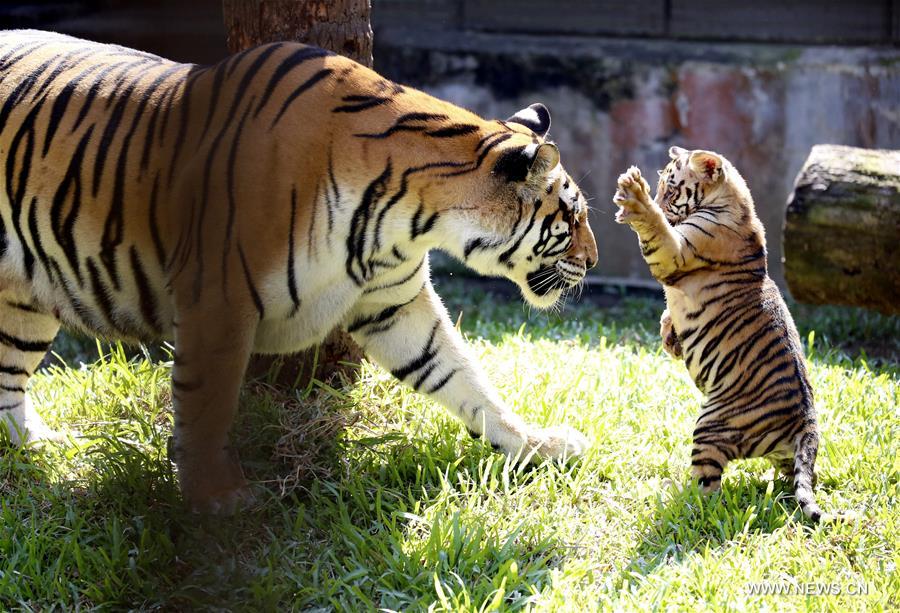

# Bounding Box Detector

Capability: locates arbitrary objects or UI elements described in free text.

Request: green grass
[1,278,898,611]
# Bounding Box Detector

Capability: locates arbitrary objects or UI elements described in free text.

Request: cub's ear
[493,143,560,183]
[507,103,551,138]
[688,150,724,183]
[669,145,688,159]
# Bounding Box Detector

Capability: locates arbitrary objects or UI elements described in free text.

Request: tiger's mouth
[522,259,586,306]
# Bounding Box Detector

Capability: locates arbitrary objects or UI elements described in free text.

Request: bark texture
[222,0,372,65]
[222,0,370,386]
[783,144,900,315]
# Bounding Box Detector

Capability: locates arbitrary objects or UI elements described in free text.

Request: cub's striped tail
[793,431,829,522]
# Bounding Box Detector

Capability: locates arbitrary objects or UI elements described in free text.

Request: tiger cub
[613,147,828,521]
[0,31,597,513]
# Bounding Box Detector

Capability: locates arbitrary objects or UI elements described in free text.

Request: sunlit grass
[1,279,897,610]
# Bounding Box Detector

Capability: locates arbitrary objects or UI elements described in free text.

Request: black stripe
[238,244,264,319]
[27,196,54,283]
[129,246,162,335]
[270,68,333,128]
[287,187,301,315]
[497,200,541,264]
[410,203,439,240]
[50,123,95,286]
[167,68,204,187]
[326,150,339,238]
[255,46,332,118]
[426,368,458,394]
[333,96,391,113]
[0,329,53,353]
[346,161,392,285]
[464,236,504,259]
[43,62,104,156]
[5,94,48,280]
[221,96,255,297]
[363,260,425,295]
[392,321,440,381]
[425,124,479,138]
[86,257,120,334]
[100,65,184,290]
[198,60,228,143]
[148,171,166,267]
[4,301,41,314]
[347,293,419,335]
[0,364,30,376]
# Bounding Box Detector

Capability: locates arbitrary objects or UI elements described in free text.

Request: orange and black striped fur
[0,31,597,512]
[613,147,827,522]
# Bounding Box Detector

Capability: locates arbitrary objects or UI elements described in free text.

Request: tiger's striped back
[0,30,598,511]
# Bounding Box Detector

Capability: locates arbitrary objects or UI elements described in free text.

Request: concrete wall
[23,1,900,287]
[374,28,900,286]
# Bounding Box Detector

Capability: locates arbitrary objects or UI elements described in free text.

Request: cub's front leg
[613,166,691,281]
[348,280,589,463]
[660,308,682,359]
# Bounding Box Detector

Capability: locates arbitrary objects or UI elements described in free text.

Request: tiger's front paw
[175,444,256,515]
[529,425,590,462]
[613,166,654,225]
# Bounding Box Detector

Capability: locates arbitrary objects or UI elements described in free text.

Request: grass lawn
[1,277,898,611]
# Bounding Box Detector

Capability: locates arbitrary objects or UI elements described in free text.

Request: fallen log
[783,144,900,315]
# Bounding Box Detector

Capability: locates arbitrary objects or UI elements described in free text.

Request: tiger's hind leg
[791,430,827,522]
[690,442,731,493]
[0,289,60,445]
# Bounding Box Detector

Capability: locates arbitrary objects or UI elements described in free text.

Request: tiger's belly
[251,272,362,354]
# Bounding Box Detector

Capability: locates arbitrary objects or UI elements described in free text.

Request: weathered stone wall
[32,2,900,288]
[375,29,900,286]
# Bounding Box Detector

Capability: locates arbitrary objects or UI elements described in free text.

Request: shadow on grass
[1,385,570,610]
[619,468,838,586]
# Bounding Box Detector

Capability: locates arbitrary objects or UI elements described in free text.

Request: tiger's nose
[571,251,597,271]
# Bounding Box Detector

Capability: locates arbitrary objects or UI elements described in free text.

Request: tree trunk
[222,0,371,386]
[783,144,900,315]
[222,0,372,65]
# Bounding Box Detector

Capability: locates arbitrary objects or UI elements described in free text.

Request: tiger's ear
[507,103,551,138]
[688,150,724,183]
[669,146,688,159]
[530,142,560,176]
[492,143,560,183]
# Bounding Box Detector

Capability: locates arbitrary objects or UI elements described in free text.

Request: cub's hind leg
[0,289,60,445]
[170,296,258,514]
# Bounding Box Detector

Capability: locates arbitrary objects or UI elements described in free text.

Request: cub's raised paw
[613,165,653,224]
[530,425,590,463]
[660,310,683,359]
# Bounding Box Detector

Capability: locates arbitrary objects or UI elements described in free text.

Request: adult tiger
[0,31,597,512]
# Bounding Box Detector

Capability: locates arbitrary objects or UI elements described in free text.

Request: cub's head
[655,146,752,225]
[434,104,598,309]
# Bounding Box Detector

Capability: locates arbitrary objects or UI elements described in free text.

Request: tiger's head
[655,146,750,225]
[425,104,598,309]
